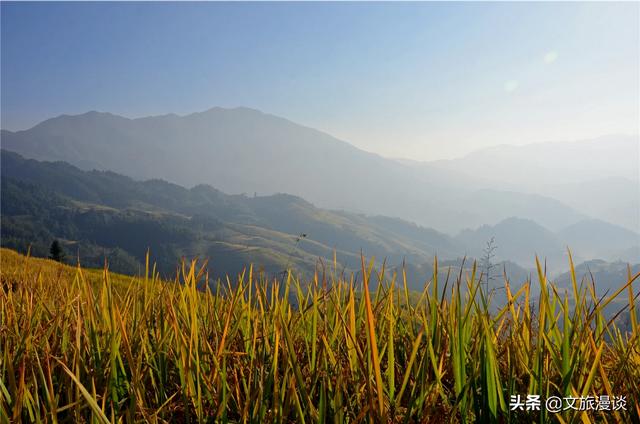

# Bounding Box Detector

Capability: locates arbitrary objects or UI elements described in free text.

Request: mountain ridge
[1,107,596,233]
[2,150,637,278]
[0,150,465,282]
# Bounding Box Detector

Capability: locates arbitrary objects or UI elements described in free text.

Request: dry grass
[0,247,638,423]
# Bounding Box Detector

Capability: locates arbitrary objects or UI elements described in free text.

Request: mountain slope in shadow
[1,150,463,278]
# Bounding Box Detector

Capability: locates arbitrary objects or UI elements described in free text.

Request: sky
[1,2,638,160]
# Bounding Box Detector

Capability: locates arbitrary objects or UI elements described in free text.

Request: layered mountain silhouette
[2,151,638,282]
[2,107,611,233]
[1,150,463,284]
[426,135,639,232]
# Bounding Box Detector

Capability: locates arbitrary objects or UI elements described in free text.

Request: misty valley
[1,108,638,286]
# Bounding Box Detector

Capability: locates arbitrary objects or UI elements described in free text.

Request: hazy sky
[2,2,638,160]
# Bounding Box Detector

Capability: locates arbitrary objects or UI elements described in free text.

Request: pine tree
[49,240,65,263]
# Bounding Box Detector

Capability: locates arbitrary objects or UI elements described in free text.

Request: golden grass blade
[55,359,110,424]
[361,255,385,418]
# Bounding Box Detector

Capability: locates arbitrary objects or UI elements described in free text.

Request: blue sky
[1,2,638,159]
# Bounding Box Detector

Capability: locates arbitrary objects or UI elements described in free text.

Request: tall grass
[0,247,638,423]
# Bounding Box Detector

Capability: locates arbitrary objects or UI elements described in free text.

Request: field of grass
[1,247,639,423]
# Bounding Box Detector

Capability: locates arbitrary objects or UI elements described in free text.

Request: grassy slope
[0,247,141,295]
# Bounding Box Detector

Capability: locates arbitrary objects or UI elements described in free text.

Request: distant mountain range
[5,107,631,234]
[429,135,639,184]
[2,151,638,284]
[456,216,639,272]
[1,107,638,282]
[424,135,640,232]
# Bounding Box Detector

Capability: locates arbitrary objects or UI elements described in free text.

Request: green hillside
[1,150,463,283]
